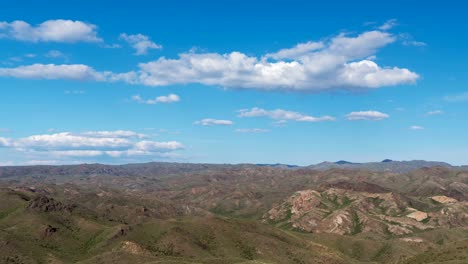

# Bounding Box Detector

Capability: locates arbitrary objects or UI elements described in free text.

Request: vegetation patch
[0,207,20,220]
[350,212,363,235]
[235,240,255,260]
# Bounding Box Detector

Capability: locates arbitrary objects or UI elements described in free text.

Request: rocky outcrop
[28,196,76,213]
[120,241,150,256]
[400,237,424,243]
[265,186,468,236]
[431,195,457,204]
[406,210,428,222]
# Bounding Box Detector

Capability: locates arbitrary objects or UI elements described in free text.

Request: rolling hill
[0,161,467,263]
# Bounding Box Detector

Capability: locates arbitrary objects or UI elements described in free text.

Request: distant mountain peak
[381,159,393,163]
[335,160,355,165]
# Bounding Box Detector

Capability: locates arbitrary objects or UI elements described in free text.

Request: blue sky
[0,0,467,166]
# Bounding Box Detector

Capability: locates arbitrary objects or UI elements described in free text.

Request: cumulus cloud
[238,107,335,123]
[235,128,270,133]
[15,132,131,151]
[119,33,162,55]
[0,19,102,42]
[0,131,183,160]
[131,30,417,91]
[194,119,234,126]
[409,125,424,130]
[132,94,180,104]
[0,29,419,92]
[346,110,389,120]
[426,110,443,116]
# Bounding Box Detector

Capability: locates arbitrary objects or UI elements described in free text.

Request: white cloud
[15,132,132,151]
[132,94,180,104]
[25,160,60,165]
[0,64,108,81]
[133,140,183,151]
[340,60,417,88]
[7,53,36,63]
[49,150,104,157]
[45,50,66,58]
[119,33,162,55]
[0,63,139,83]
[403,40,427,47]
[238,107,335,122]
[0,29,419,92]
[346,110,389,120]
[235,128,270,133]
[426,110,443,116]
[155,94,180,103]
[81,130,147,138]
[194,119,234,126]
[399,33,427,47]
[0,19,102,43]
[379,19,398,30]
[0,131,183,160]
[103,43,121,49]
[265,41,324,59]
[444,92,468,102]
[409,125,424,130]
[0,137,12,147]
[132,30,417,91]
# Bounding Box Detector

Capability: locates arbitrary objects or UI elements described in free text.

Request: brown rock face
[431,195,458,204]
[264,186,468,236]
[28,196,76,213]
[406,210,428,222]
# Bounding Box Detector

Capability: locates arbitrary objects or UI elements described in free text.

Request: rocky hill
[264,184,467,236]
[0,162,467,263]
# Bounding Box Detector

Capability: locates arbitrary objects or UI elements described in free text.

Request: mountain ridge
[0,159,462,177]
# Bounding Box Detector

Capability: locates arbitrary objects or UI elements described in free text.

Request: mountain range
[0,160,467,263]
